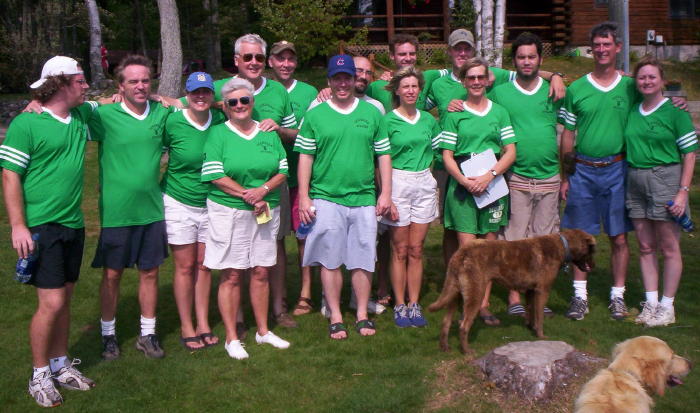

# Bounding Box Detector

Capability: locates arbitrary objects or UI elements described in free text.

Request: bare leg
[31,287,69,367]
[609,232,629,288]
[218,269,243,343]
[250,266,271,336]
[100,268,124,322]
[406,222,430,304]
[171,243,201,344]
[632,218,660,293]
[48,283,74,360]
[138,266,159,319]
[352,269,374,336]
[296,239,312,304]
[321,267,346,339]
[270,240,287,317]
[656,221,683,298]
[193,242,214,342]
[389,226,410,306]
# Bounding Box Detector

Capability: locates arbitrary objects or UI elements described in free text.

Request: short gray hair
[221,77,255,98]
[234,33,267,55]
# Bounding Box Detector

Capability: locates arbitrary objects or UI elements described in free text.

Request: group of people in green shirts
[2,20,697,408]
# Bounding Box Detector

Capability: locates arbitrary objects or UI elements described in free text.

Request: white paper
[459,148,509,209]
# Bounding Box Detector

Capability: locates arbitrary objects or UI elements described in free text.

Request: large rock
[474,340,605,401]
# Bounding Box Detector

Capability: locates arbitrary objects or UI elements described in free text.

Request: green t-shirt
[558,73,638,158]
[201,121,288,210]
[490,78,561,179]
[440,100,517,157]
[89,101,172,227]
[285,79,318,188]
[366,68,449,112]
[0,102,97,228]
[212,76,297,129]
[624,98,699,168]
[378,109,441,171]
[161,109,226,207]
[294,98,390,207]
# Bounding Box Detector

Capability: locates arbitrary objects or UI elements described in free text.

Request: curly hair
[384,66,425,108]
[31,74,74,104]
[115,55,152,83]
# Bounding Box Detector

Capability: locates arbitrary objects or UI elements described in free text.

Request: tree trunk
[134,0,148,56]
[472,0,482,56]
[203,0,222,73]
[493,0,506,67]
[85,0,105,84]
[481,0,494,64]
[156,0,182,97]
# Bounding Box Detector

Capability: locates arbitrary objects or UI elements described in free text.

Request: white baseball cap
[30,56,83,89]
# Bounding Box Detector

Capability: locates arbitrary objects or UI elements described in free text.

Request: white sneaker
[635,301,657,325]
[349,296,387,315]
[224,340,249,360]
[645,305,676,327]
[28,370,63,407]
[53,358,95,391]
[255,331,290,349]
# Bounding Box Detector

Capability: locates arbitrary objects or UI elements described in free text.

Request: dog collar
[559,233,572,262]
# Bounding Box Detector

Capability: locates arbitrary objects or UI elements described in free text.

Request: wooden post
[443,0,450,42]
[387,0,395,42]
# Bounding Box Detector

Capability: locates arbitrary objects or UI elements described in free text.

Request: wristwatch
[490,169,498,177]
[552,72,565,79]
[263,184,270,192]
[680,186,690,192]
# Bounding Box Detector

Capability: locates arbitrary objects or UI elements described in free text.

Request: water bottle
[15,233,40,283]
[667,201,694,232]
[296,206,316,239]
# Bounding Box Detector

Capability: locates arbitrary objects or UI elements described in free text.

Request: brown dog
[428,229,596,353]
[575,336,692,413]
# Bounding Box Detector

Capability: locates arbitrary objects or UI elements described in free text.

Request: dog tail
[428,266,460,312]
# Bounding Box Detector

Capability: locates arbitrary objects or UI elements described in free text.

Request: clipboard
[459,148,509,209]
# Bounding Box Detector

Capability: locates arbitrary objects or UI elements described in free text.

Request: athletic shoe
[565,297,589,320]
[275,313,298,328]
[53,359,95,391]
[224,340,249,360]
[255,331,290,349]
[645,305,676,327]
[408,303,428,328]
[101,334,120,361]
[544,307,554,317]
[635,301,657,325]
[28,370,63,407]
[608,297,628,320]
[350,296,387,315]
[393,304,411,328]
[507,303,526,317]
[135,334,165,359]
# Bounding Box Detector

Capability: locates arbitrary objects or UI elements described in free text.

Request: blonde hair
[384,66,425,108]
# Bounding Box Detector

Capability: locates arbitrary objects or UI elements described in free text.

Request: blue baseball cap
[327,54,356,78]
[185,72,214,92]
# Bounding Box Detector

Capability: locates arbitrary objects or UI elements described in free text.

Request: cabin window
[594,0,608,7]
[669,0,697,18]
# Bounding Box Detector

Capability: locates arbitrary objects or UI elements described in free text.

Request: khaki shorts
[163,193,209,245]
[381,168,438,227]
[204,200,280,269]
[502,172,560,241]
[626,164,685,221]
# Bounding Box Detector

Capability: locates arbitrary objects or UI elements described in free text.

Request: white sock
[573,280,588,300]
[33,365,50,379]
[140,315,156,336]
[660,296,675,309]
[101,318,116,336]
[645,291,659,305]
[610,286,625,300]
[49,356,68,373]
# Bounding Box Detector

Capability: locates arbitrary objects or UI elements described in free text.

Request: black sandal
[181,336,205,351]
[329,322,348,340]
[355,319,376,335]
[199,332,219,347]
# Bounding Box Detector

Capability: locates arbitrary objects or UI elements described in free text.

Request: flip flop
[376,294,392,307]
[181,336,205,351]
[199,332,219,347]
[480,313,501,326]
[292,297,314,316]
[355,319,376,335]
[329,322,348,340]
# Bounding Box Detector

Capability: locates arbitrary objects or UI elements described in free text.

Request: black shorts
[91,221,169,271]
[28,224,85,289]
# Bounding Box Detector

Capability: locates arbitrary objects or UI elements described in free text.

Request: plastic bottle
[296,206,316,239]
[15,233,40,283]
[667,201,694,232]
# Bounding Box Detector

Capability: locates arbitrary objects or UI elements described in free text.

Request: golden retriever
[428,229,596,353]
[575,336,692,413]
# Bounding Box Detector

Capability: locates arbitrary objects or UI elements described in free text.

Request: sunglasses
[465,75,488,82]
[355,68,374,76]
[226,96,251,107]
[241,53,266,63]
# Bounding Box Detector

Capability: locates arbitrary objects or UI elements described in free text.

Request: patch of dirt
[425,356,605,413]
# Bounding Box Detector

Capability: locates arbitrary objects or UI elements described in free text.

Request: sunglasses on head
[226,96,251,107]
[465,74,488,81]
[241,53,266,63]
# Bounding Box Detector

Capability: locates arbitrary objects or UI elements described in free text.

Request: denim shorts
[562,153,632,236]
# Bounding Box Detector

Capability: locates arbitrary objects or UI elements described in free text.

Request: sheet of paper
[256,202,272,224]
[459,148,509,209]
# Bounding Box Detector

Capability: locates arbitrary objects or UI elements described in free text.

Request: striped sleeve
[557,93,577,130]
[438,113,459,151]
[281,93,298,128]
[374,137,391,155]
[499,109,517,145]
[0,118,32,175]
[674,110,699,153]
[430,117,442,151]
[294,115,317,154]
[0,144,30,173]
[275,137,289,176]
[201,133,225,182]
[677,130,698,152]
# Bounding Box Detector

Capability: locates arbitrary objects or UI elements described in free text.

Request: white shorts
[302,199,377,272]
[163,193,209,245]
[203,199,280,270]
[381,168,439,227]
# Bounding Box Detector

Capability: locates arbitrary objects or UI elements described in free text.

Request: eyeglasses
[241,53,266,63]
[226,96,251,107]
[465,75,488,82]
[74,79,88,85]
[355,68,374,76]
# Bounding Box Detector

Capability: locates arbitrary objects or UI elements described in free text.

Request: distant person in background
[624,56,697,327]
[1,56,96,407]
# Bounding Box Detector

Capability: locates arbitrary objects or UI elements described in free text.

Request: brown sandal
[292,297,314,316]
